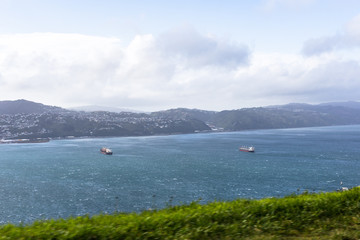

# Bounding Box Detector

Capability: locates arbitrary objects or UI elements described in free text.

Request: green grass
[1,188,360,239]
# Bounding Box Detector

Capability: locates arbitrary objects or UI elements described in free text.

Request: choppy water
[0,125,359,224]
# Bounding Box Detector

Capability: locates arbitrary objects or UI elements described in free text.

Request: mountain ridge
[68,105,144,113]
[0,99,66,114]
[1,99,360,139]
[1,99,360,115]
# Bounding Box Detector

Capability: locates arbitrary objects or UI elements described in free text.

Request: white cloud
[0,33,123,105]
[157,26,250,68]
[302,14,360,56]
[0,29,359,111]
[346,14,360,39]
[0,31,250,110]
[232,52,360,105]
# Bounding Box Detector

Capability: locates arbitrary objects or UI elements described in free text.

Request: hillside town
[0,109,211,140]
[2,100,360,141]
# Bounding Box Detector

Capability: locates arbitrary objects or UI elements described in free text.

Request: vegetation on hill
[0,101,211,139]
[152,103,360,131]
[1,188,360,239]
[2,99,360,139]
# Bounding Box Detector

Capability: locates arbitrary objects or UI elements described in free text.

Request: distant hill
[0,99,66,114]
[1,99,360,139]
[0,100,211,139]
[211,105,360,131]
[152,102,360,131]
[318,101,360,109]
[269,101,360,110]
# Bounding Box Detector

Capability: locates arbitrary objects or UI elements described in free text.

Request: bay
[0,125,359,224]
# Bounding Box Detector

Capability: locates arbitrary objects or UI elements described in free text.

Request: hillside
[1,99,360,139]
[151,108,217,122]
[0,99,65,114]
[1,188,360,239]
[211,105,360,131]
[0,100,211,139]
[153,103,360,131]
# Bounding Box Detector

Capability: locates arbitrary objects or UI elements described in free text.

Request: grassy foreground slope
[1,188,360,239]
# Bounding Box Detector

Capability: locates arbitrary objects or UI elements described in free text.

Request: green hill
[2,99,360,139]
[1,188,360,239]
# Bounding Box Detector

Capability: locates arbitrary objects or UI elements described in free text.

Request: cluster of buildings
[0,110,206,140]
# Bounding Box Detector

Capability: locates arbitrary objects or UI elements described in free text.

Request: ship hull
[100,147,113,155]
[239,146,255,152]
[239,149,255,152]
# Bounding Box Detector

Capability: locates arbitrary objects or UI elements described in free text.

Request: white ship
[100,147,113,155]
[239,146,255,152]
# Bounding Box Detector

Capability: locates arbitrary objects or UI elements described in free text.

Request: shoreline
[2,124,360,144]
[0,138,50,144]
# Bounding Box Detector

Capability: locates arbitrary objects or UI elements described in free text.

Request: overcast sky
[0,0,360,111]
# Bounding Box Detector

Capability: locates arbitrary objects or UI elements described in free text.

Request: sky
[0,0,360,111]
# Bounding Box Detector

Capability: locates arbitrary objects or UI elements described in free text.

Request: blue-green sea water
[0,125,359,224]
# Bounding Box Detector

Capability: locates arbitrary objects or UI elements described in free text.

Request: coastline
[0,138,50,144]
[2,124,360,144]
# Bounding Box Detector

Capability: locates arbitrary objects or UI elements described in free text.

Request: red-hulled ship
[239,146,255,152]
[100,147,113,155]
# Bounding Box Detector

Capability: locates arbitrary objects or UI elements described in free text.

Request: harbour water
[0,125,359,224]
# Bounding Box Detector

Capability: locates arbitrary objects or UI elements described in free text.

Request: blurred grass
[1,187,360,239]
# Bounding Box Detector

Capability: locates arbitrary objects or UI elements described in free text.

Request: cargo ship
[100,147,113,155]
[239,146,255,152]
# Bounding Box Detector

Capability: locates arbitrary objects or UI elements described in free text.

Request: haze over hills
[268,101,360,110]
[69,105,143,113]
[317,101,360,109]
[1,99,360,140]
